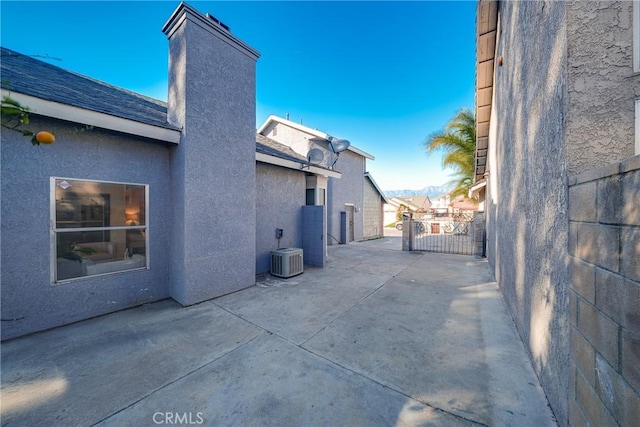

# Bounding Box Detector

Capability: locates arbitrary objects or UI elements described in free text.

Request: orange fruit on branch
[35,131,55,144]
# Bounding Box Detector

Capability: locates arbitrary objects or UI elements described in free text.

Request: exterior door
[346,205,355,242]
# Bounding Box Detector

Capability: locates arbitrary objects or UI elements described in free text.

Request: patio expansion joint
[299,275,391,346]
[211,302,305,347]
[90,332,266,426]
[295,253,489,427]
[210,302,489,427]
[296,343,490,427]
[301,250,427,347]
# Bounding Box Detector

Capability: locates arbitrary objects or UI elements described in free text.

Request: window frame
[50,177,150,284]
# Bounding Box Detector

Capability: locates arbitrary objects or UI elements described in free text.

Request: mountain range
[384,185,449,200]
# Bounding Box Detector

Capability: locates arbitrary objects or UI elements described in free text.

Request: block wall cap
[620,154,640,174]
[571,155,640,186]
[573,162,622,185]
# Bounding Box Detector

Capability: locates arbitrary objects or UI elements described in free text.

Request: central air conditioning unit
[270,248,304,278]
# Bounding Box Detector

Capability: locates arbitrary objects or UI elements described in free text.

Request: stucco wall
[566,1,639,175]
[487,1,570,424]
[165,5,258,305]
[255,163,305,274]
[327,150,365,245]
[263,122,314,161]
[1,117,172,340]
[262,121,370,245]
[567,156,640,426]
[363,177,383,240]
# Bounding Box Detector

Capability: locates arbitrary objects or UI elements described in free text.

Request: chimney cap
[205,13,230,32]
[162,2,260,60]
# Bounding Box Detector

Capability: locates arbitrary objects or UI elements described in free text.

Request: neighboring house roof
[364,172,389,204]
[432,194,450,202]
[450,197,479,211]
[256,133,340,178]
[1,47,179,131]
[256,133,307,163]
[475,0,498,182]
[257,114,375,160]
[469,179,487,197]
[393,195,431,211]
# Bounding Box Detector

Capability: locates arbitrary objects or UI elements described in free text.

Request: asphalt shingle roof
[255,134,337,174]
[1,47,179,130]
[256,134,307,163]
[1,47,325,170]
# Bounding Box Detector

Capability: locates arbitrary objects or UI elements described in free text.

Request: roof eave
[3,90,181,144]
[255,152,341,179]
[475,0,498,183]
[364,172,389,204]
[258,114,375,160]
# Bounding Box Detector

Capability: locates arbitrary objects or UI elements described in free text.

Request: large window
[52,178,148,282]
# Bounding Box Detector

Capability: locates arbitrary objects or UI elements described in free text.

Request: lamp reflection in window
[125,209,139,226]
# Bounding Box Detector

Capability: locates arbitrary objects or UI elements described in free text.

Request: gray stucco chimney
[163,2,260,305]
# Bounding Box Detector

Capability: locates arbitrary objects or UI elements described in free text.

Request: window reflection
[53,179,147,282]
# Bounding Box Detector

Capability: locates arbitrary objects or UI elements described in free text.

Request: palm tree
[423,109,476,198]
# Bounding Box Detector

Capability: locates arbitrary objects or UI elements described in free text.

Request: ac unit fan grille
[270,248,303,278]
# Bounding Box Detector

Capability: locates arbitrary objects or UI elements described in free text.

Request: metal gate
[402,212,481,255]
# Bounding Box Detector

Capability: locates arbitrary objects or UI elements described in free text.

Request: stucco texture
[166,11,258,305]
[255,163,305,274]
[487,1,569,424]
[1,117,172,340]
[327,150,365,245]
[566,1,639,175]
[263,122,368,246]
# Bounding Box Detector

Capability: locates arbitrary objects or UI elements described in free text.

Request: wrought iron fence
[402,212,482,255]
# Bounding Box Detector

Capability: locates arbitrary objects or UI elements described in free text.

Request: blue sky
[1,1,476,191]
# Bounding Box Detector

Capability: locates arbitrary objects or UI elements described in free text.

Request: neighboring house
[363,172,388,240]
[383,195,431,226]
[0,3,346,340]
[383,200,400,226]
[258,115,388,244]
[430,194,453,216]
[430,194,477,215]
[474,1,639,426]
[393,195,432,212]
[449,197,478,213]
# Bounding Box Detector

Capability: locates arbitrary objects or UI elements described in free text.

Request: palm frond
[423,108,476,197]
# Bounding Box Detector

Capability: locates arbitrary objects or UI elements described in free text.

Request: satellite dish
[307,148,325,165]
[329,137,350,153]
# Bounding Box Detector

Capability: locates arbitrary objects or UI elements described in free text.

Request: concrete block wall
[567,155,640,426]
[363,177,383,240]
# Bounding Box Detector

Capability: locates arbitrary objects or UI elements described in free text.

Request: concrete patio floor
[1,237,556,426]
